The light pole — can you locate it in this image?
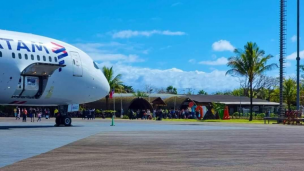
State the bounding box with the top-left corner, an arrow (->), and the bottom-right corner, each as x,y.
235,76 -> 242,118
296,0 -> 300,111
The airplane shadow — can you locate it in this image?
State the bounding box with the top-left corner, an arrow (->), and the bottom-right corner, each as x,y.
0,125 -> 81,130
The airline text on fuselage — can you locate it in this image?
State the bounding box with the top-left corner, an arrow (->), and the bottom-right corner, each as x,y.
0,38 -> 50,54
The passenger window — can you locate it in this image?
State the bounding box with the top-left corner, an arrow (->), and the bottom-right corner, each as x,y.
25,54 -> 28,60
12,53 -> 15,58
43,56 -> 46,61
54,57 -> 57,62
49,56 -> 52,62
0,51 -> 2,57
31,54 -> 34,60
18,53 -> 22,59
37,55 -> 40,61
93,62 -> 99,69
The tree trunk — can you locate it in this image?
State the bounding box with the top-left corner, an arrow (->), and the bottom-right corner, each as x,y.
249,80 -> 253,121
106,95 -> 109,110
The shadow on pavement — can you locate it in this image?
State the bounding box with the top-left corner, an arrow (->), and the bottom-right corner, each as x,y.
0,125 -> 81,130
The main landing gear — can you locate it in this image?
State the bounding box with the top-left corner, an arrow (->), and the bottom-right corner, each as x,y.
55,105 -> 72,126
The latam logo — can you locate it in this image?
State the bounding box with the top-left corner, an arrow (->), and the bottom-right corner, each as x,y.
50,42 -> 68,72
51,42 -> 68,60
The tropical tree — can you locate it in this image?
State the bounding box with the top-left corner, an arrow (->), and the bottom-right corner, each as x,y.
133,91 -> 148,97
198,89 -> 208,95
102,66 -> 123,109
121,84 -> 134,93
283,78 -> 297,111
226,42 -> 277,121
270,78 -> 297,111
231,88 -> 244,96
166,86 -> 177,94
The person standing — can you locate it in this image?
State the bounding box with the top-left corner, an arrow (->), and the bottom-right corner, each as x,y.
14,107 -> 17,120
30,108 -> 34,122
54,108 -> 59,117
17,107 -> 21,120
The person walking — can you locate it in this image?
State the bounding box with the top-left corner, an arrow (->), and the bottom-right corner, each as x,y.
37,111 -> 42,122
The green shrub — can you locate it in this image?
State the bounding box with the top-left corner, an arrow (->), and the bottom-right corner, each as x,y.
122,115 -> 129,119
233,112 -> 239,118
256,113 -> 265,119
270,113 -> 276,118
95,109 -> 101,114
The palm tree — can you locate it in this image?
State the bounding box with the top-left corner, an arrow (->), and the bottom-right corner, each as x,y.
166,86 -> 177,94
226,42 -> 277,121
198,90 -> 208,95
102,66 -> 123,110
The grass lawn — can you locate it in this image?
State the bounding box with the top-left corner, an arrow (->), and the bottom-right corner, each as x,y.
162,118 -> 277,124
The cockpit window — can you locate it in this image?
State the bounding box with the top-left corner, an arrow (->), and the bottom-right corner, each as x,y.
93,62 -> 99,69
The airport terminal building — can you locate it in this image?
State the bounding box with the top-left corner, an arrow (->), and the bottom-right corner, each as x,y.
85,94 -> 279,115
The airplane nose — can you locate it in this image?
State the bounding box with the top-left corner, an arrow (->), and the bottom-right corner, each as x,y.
99,72 -> 110,97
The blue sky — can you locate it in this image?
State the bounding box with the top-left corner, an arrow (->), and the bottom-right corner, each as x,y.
1,0 -> 303,93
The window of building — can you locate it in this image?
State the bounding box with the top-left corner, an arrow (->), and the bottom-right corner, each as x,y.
25,54 -> 28,60
49,56 -> 52,62
31,54 -> 34,60
12,53 -> 15,58
93,62 -> 99,69
18,53 -> 22,59
54,57 -> 57,62
37,55 -> 40,61
0,51 -> 2,57
43,56 -> 46,61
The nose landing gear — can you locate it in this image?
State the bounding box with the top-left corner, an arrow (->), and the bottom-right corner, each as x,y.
55,105 -> 72,126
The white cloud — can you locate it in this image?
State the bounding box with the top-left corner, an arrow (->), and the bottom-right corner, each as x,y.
171,2 -> 182,6
291,35 -> 297,42
291,35 -> 300,42
97,62 -> 239,93
74,43 -> 144,63
286,50 -> 304,60
285,62 -> 291,67
112,30 -> 186,38
212,40 -> 235,52
188,59 -> 196,64
199,57 -> 228,65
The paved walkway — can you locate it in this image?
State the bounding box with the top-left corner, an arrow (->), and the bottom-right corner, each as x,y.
0,118 -> 252,168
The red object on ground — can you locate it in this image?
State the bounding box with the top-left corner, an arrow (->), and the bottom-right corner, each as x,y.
223,106 -> 230,120
195,106 -> 204,119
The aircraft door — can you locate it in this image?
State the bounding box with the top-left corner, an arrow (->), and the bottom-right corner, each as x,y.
70,51 -> 83,77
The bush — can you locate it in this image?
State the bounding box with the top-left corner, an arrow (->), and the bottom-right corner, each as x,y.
122,115 -> 129,119
270,113 -> 276,118
233,112 -> 239,118
95,109 -> 102,114
256,113 -> 265,119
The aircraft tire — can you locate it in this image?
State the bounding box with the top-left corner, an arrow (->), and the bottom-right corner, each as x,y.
63,116 -> 72,126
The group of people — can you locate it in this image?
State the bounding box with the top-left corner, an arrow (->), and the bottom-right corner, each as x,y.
81,108 -> 96,120
128,108 -> 201,120
13,107 -> 51,122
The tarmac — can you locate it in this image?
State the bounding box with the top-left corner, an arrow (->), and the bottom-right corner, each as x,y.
1,117 -> 304,171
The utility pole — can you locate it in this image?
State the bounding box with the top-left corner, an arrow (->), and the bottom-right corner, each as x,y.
279,0 -> 286,117
296,0 -> 300,111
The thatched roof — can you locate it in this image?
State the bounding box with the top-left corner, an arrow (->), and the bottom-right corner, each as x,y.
84,96 -> 158,112
129,98 -> 153,111
164,96 -> 188,109
152,97 -> 166,106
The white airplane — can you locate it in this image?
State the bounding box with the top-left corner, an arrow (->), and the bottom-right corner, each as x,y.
0,30 -> 110,125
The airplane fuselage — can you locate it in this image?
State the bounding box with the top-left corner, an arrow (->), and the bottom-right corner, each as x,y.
0,30 -> 109,106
